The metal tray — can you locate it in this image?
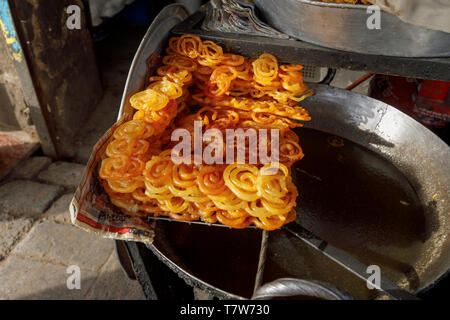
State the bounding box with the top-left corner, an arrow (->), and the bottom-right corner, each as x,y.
254,0 -> 450,57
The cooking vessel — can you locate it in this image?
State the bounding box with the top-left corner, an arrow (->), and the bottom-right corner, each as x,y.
119,4 -> 450,299
254,0 -> 450,57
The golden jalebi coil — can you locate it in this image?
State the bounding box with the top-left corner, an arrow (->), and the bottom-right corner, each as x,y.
99,35 -> 313,230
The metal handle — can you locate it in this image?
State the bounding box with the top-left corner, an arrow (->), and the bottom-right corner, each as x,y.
319,68 -> 336,85
252,278 -> 353,300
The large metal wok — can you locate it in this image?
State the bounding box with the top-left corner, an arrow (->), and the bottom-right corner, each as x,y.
254,0 -> 450,57
120,4 -> 450,300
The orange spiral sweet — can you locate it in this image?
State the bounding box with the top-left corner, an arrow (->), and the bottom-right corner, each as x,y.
143,155 -> 173,185
198,40 -> 224,66
252,53 -> 278,85
177,34 -> 202,59
130,88 -> 169,111
197,165 -> 227,196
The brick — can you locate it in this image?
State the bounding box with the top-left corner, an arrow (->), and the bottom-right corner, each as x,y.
44,193 -> 74,224
0,215 -> 33,260
37,161 -> 85,191
0,256 -> 97,299
85,252 -> 145,300
12,221 -> 114,271
0,181 -> 63,218
8,156 -> 52,180
0,131 -> 39,180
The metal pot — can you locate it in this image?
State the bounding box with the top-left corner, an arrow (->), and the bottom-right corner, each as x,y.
254,0 -> 450,57
119,4 -> 450,299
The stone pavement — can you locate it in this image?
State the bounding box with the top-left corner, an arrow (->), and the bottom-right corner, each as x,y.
0,156 -> 145,300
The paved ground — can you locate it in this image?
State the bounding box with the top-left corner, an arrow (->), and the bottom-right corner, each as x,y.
0,157 -> 145,300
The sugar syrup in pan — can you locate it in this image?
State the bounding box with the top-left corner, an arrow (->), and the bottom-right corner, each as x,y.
153,221 -> 262,299
264,128 -> 428,299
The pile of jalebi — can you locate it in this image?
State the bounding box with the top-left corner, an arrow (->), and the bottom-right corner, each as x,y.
99,35 -> 313,230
